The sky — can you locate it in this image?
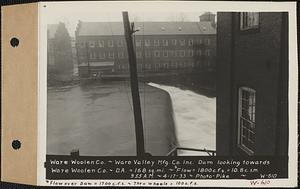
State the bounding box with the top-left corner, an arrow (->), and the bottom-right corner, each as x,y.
42,2 -> 216,37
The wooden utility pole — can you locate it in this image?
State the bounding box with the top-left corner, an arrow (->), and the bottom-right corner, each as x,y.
122,11 -> 145,156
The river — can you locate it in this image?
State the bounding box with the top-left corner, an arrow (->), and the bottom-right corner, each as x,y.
47,80 -> 215,156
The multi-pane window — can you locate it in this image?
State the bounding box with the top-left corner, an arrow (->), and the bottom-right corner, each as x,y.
188,39 -> 193,46
179,39 -> 185,46
98,52 -> 105,59
169,50 -> 174,57
240,12 -> 259,30
80,42 -> 86,48
172,39 -> 177,46
145,39 -> 151,47
154,50 -> 160,57
89,52 -> 97,59
188,50 -> 194,57
136,51 -> 142,58
173,62 -> 178,69
108,40 -> 114,47
118,51 -> 124,58
180,50 -> 185,57
98,40 -> 104,47
199,39 -> 202,44
197,50 -> 202,56
136,40 -> 142,47
89,41 -> 96,48
162,39 -> 168,46
154,40 -> 160,46
145,51 -> 151,58
163,51 -> 168,57
191,61 -> 194,68
238,87 -> 256,155
206,49 -> 210,56
108,52 -> 114,59
206,39 -> 210,45
117,40 -> 123,47
166,63 -> 169,69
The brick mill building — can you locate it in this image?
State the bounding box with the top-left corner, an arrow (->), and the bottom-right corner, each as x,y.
216,12 -> 288,156
75,18 -> 216,78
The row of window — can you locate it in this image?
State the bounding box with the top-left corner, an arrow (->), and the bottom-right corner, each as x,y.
85,49 -> 211,60
116,61 -> 211,70
79,38 -> 211,48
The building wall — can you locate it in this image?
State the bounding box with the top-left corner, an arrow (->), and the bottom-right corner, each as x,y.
216,12 -> 288,156
216,12 -> 234,155
76,34 -> 216,77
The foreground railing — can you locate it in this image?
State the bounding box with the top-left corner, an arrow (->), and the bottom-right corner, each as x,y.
167,147 -> 216,156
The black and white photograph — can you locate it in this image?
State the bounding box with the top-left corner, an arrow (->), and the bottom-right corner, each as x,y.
40,1 -> 297,187
47,8 -> 288,157
47,10 -> 218,157
0,1 -> 297,188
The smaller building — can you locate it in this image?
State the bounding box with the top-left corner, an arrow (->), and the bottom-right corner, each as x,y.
78,62 -> 114,78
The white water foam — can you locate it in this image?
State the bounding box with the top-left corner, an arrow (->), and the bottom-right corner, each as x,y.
148,83 -> 216,156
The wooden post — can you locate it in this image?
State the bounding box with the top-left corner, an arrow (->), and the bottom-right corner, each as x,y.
122,11 -> 145,156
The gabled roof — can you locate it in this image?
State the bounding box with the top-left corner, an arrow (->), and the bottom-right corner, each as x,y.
76,21 -> 216,36
48,24 -> 59,39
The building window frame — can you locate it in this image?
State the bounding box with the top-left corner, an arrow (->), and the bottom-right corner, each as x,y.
136,51 -> 142,58
172,39 -> 177,46
154,50 -> 160,57
118,51 -> 124,58
108,40 -> 114,47
117,40 -> 123,47
163,51 -> 168,57
237,87 -> 256,156
136,40 -> 142,47
108,52 -> 114,59
98,40 -> 104,47
89,41 -> 96,48
197,49 -> 202,56
98,52 -> 105,59
89,51 -> 97,59
188,39 -> 193,46
145,51 -> 151,58
180,50 -> 185,57
188,50 -> 194,57
206,38 -> 210,46
145,39 -> 151,47
239,12 -> 260,31
179,39 -> 185,46
79,42 -> 86,48
154,39 -> 160,46
206,49 -> 210,56
162,39 -> 168,46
